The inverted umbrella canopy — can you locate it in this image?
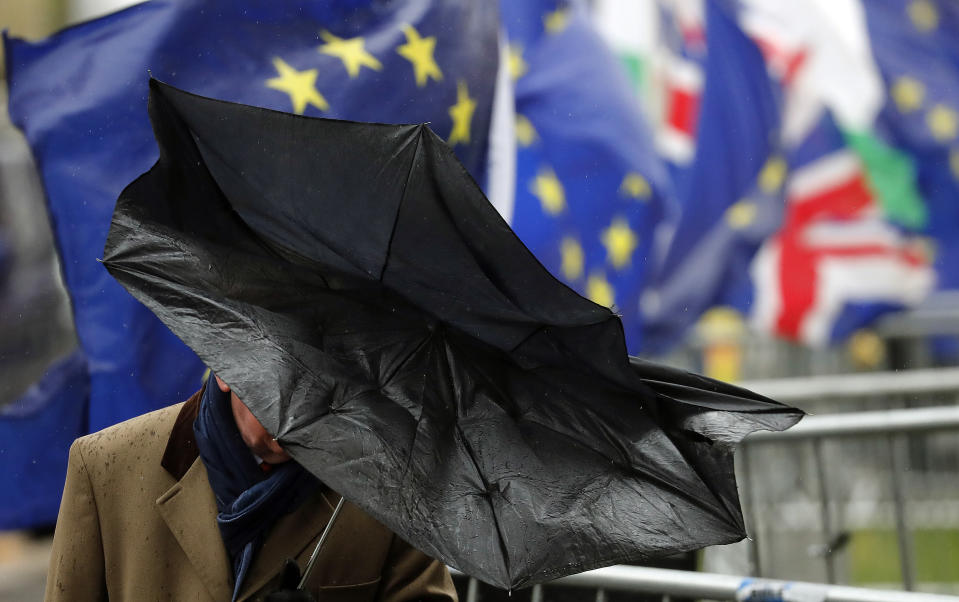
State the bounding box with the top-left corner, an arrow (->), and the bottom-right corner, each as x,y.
103,80 -> 802,590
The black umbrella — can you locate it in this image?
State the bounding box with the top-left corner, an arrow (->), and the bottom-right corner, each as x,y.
103,79 -> 802,590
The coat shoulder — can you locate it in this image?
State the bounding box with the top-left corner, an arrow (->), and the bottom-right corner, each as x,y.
73,402 -> 184,465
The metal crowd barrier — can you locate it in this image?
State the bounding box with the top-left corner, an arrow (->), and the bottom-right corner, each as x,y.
457,565 -> 959,602
739,372 -> 959,593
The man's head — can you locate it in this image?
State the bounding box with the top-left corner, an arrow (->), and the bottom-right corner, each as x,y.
214,375 -> 292,464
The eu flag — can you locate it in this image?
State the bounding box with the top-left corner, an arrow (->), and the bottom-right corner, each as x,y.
3,0 -> 497,528
501,0 -> 673,351
863,0 -> 959,292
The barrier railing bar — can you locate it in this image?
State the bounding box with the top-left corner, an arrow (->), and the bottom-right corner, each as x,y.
738,445 -> 762,577
746,406 -> 959,441
739,368 -> 959,404
813,438 -> 836,584
889,433 -> 916,591
539,565 -> 959,601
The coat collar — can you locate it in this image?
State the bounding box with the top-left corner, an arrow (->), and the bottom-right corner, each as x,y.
161,387 -> 203,480
156,387 -> 337,601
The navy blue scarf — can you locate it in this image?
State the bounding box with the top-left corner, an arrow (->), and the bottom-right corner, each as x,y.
194,375 -> 320,601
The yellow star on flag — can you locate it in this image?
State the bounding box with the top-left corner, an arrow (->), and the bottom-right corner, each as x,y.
397,25 -> 442,87
516,114 -> 538,147
560,237 -> 584,280
927,104 -> 959,141
949,148 -> 959,181
907,0 -> 939,32
543,7 -> 571,34
601,217 -> 639,269
725,200 -> 757,229
318,30 -> 382,78
508,44 -> 528,80
447,81 -> 476,146
758,156 -> 787,194
619,172 -> 651,200
847,329 -> 885,370
530,166 -> 565,215
891,76 -> 925,113
265,57 -> 329,114
586,272 -> 615,308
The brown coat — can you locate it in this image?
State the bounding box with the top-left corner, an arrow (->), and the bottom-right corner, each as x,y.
44,391 -> 456,602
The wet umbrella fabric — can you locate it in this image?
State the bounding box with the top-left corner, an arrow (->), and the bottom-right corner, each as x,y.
103,80 -> 802,590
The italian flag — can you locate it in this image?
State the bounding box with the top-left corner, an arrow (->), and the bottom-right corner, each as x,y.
593,0 -> 705,165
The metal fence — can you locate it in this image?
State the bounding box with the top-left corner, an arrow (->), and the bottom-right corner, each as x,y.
741,405 -> 959,591
736,369 -> 959,594
457,565 -> 959,602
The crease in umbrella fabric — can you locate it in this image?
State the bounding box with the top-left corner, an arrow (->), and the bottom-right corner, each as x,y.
103,79 -> 803,590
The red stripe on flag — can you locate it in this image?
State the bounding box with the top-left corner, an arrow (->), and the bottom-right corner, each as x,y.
788,173 -> 873,229
782,49 -> 808,86
752,37 -> 808,87
775,234 -> 814,339
775,238 -> 927,340
666,87 -> 699,137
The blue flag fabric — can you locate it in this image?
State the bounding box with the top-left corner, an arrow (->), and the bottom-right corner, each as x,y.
501,0 -> 673,351
3,0 -> 497,528
863,0 -> 959,292
640,0 -> 782,353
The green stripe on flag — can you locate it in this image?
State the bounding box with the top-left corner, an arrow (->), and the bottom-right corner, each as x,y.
844,129 -> 927,229
618,52 -> 647,98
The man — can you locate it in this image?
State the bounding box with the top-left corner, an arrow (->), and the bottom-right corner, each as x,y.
44,373 -> 457,601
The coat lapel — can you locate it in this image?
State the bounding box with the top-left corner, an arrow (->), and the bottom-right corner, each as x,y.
156,389 -> 340,601
156,458 -> 234,601
237,488 -> 340,601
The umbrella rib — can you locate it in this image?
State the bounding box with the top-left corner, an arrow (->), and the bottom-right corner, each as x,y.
376,126 -> 424,283
506,323 -> 547,354
396,334 -> 438,479
185,133 -> 358,282
453,422 -> 513,586
466,360 -> 731,517
642,379 -> 804,415
378,329 -> 434,391
518,412 -> 735,520
658,425 -> 744,527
